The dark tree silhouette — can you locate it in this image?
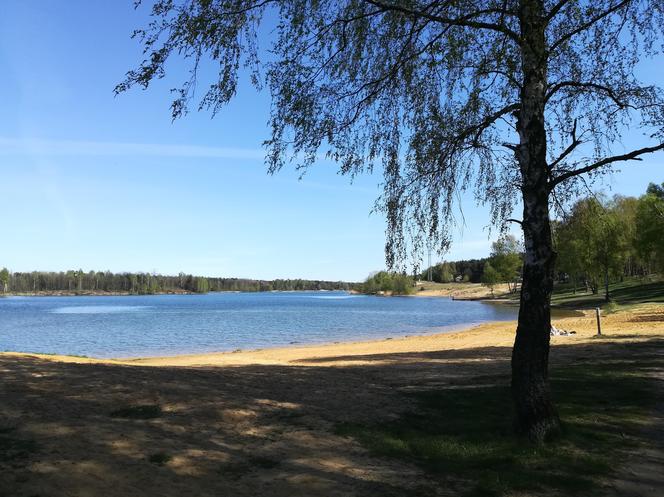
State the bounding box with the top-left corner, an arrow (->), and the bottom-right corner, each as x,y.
117,0 -> 664,442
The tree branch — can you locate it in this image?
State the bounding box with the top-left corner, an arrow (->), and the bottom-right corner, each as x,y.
545,81 -> 630,108
363,0 -> 521,43
548,119 -> 582,171
545,0 -> 573,23
549,142 -> 664,189
464,103 -> 520,146
549,0 -> 632,53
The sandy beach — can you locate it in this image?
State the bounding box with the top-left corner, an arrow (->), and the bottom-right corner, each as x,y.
413,282 -> 512,299
5,302 -> 660,368
1,304 -> 663,496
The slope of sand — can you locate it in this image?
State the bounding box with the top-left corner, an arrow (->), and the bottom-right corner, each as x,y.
4,303 -> 662,368
414,281 -> 512,299
1,304 -> 663,497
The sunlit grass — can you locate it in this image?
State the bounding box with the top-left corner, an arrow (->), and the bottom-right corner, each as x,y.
551,276 -> 664,308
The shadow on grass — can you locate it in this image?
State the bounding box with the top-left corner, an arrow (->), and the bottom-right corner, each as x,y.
1,338 -> 662,497
0,427 -> 38,464
147,452 -> 172,465
217,455 -> 281,479
610,280 -> 664,304
337,356 -> 662,497
110,404 -> 162,419
552,279 -> 664,309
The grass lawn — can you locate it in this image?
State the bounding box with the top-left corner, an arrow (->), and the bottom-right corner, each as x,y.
337,343 -> 662,497
416,276 -> 664,310
551,276 -> 664,309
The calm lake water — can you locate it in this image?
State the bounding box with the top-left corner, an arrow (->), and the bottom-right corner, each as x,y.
0,292 -> 517,358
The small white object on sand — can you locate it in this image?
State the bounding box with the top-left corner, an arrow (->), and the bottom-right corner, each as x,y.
550,324 -> 576,336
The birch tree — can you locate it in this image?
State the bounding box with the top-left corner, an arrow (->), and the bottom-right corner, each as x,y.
117,0 -> 664,442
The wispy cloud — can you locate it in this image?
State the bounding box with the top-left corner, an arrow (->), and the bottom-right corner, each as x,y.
0,136 -> 266,160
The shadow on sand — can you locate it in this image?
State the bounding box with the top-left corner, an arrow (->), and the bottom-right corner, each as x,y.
1,337 -> 662,497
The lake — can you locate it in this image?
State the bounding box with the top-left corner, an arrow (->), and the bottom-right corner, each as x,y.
0,292 -> 517,358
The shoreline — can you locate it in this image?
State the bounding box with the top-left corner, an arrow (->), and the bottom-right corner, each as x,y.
0,319 -> 498,365
3,303 -> 662,367
0,324 -> 504,367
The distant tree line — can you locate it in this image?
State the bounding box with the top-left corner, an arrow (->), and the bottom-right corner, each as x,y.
419,183 -> 664,302
420,234 -> 523,289
554,182 -> 664,301
0,269 -> 355,295
420,259 -> 487,284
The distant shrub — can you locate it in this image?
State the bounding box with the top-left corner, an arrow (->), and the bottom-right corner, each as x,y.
481,262 -> 500,297
605,301 -> 621,314
361,271 -> 414,295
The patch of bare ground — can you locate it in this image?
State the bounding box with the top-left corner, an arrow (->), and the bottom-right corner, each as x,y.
600,369 -> 664,497
413,281 -> 513,299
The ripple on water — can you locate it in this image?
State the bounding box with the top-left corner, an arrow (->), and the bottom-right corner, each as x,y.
0,292 -> 518,358
50,306 -> 151,314
307,295 -> 359,299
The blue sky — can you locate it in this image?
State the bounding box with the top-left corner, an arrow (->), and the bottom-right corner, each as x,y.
1,1 -> 662,281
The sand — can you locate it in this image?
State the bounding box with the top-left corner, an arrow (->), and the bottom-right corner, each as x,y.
414,281 -> 511,299
1,303 -> 663,497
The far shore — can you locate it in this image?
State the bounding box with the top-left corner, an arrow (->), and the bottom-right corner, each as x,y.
0,289 -> 338,297
1,290 -> 196,297
2,288 -> 373,297
4,303 -> 661,368
1,282 -> 502,299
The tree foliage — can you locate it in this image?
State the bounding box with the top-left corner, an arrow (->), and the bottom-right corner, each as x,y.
488,234 -> 523,293
481,261 -> 500,297
554,193 -> 646,300
0,270 -> 354,295
635,182 -> 664,272
361,271 -> 414,295
424,261 -> 457,283
0,267 -> 9,293
117,0 -> 664,266
421,259 -> 486,283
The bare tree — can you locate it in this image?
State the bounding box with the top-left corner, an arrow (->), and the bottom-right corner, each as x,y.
117,0 -> 664,442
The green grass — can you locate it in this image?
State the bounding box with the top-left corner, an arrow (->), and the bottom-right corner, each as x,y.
336,353 -> 661,496
110,404 -> 162,419
551,276 -> 664,309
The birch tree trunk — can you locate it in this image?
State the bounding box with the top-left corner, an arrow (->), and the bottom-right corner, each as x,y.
511,0 -> 561,442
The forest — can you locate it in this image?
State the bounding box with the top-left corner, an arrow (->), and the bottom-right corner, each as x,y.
376,182 -> 664,298
0,268 -> 354,295
554,182 -> 664,299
